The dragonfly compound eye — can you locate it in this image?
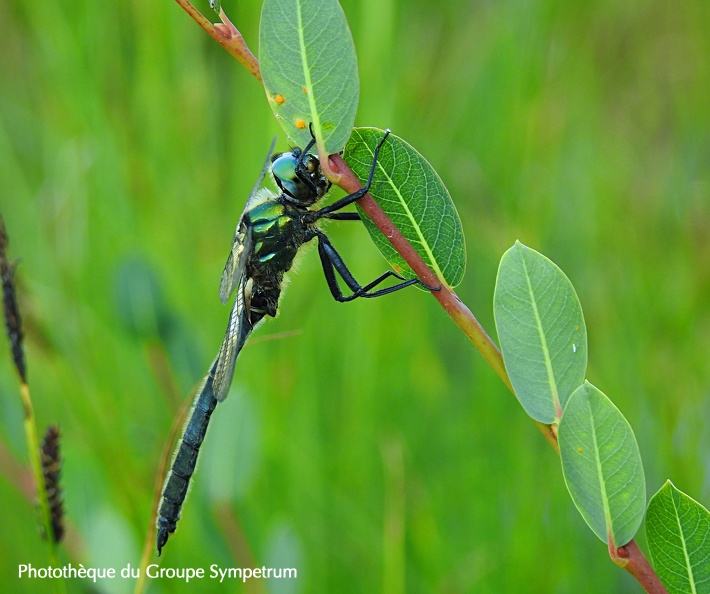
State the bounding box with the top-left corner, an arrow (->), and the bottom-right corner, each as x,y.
271,152 -> 302,199
271,150 -> 327,203
271,152 -> 298,184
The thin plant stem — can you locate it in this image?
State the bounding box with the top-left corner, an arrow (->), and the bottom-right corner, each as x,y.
173,0 -> 261,81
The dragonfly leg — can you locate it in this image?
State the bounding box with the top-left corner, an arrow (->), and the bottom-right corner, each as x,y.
314,230 -> 434,301
321,211 -> 361,221
313,130 -> 391,218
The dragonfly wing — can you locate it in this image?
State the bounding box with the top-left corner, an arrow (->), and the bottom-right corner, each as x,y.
214,138 -> 277,398
219,223 -> 251,304
247,136 -> 277,205
218,138 -> 275,303
213,275 -> 253,402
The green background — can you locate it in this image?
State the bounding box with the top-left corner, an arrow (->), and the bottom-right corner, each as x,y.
1,0 -> 708,592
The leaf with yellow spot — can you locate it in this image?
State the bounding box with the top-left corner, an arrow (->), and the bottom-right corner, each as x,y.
259,0 -> 358,153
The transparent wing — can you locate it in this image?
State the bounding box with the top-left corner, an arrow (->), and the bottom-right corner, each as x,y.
246,136 -> 277,207
219,224 -> 251,304
218,137 -> 277,304
213,276 -> 253,402
213,138 -> 278,400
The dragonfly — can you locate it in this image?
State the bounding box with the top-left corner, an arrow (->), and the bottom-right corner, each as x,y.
156,128 -> 437,554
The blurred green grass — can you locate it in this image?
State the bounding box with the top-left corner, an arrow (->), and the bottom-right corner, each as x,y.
1,0 -> 709,592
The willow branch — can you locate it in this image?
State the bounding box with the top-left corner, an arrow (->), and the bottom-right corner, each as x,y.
174,0 -> 261,81
327,154 -> 668,594
616,541 -> 669,594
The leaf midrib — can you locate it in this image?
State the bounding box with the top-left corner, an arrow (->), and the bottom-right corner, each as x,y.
296,0 -> 322,143
519,247 -> 561,419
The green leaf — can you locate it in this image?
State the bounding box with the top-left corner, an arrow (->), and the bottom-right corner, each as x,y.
342,128 -> 466,288
259,0 -> 358,153
558,382 -> 646,547
493,241 -> 587,423
646,480 -> 710,594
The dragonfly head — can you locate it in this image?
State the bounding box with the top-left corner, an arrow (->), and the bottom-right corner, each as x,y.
272,149 -> 331,206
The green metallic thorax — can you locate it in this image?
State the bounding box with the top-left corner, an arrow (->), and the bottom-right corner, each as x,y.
243,199 -> 312,320
246,201 -> 309,272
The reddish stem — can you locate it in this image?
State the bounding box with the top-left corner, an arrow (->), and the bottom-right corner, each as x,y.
174,0 -> 261,81
617,541 -> 669,594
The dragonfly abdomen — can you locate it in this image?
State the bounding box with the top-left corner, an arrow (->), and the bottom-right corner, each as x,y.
156,365 -> 219,555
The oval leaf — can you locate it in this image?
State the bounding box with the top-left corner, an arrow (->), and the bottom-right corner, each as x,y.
342,128 -> 466,288
259,0 -> 358,153
646,480 -> 710,594
559,382 -> 646,547
493,241 -> 587,423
